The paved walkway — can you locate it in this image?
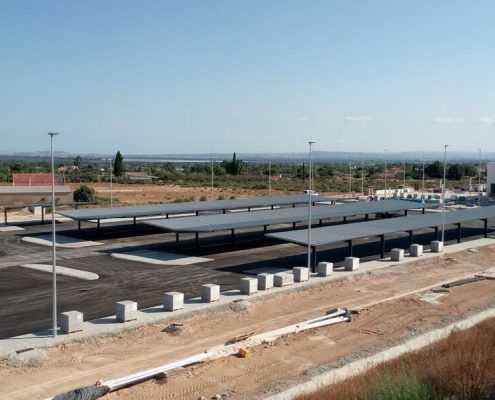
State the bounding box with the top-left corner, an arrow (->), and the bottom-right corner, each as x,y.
1,238 -> 493,359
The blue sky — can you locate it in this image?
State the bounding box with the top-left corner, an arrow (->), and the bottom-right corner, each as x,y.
1,1 -> 494,154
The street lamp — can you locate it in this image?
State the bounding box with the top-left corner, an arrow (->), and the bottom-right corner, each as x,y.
422,152 -> 425,202
307,141 -> 315,271
361,152 -> 365,196
384,149 -> 388,199
268,151 -> 272,196
349,160 -> 352,197
210,149 -> 214,200
478,148 -> 482,206
109,157 -> 113,207
441,145 -> 449,244
48,132 -> 60,338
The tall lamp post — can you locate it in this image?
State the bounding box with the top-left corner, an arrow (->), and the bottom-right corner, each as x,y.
48,132 -> 60,338
384,149 -> 388,199
210,149 -> 214,200
109,157 -> 113,207
307,141 -> 315,271
361,152 -> 365,196
441,145 -> 449,244
478,148 -> 482,206
268,151 -> 272,196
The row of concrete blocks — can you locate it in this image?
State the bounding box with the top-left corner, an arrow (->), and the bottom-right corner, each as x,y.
59,259 -> 362,334
390,241 -> 444,261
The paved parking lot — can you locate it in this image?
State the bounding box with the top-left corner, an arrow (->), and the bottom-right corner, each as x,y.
0,215 -> 489,338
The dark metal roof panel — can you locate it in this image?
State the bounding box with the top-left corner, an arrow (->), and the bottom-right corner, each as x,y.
266,206 -> 495,246
57,194 -> 328,221
145,199 -> 431,232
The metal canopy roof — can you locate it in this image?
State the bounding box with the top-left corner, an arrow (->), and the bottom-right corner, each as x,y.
266,206 -> 495,247
144,199 -> 430,233
57,194 -> 327,221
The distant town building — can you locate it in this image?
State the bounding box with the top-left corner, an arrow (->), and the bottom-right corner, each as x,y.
123,172 -> 153,183
12,173 -> 65,186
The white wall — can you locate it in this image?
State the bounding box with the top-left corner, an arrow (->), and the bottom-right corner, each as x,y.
486,162 -> 495,195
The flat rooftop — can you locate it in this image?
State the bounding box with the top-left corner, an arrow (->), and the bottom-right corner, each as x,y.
57,194 -> 328,221
267,206 -> 495,247
145,199 -> 431,233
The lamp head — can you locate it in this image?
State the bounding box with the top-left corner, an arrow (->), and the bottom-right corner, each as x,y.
48,132 -> 60,138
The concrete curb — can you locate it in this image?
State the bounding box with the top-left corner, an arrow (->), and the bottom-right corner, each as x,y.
266,306 -> 495,400
0,238 -> 493,360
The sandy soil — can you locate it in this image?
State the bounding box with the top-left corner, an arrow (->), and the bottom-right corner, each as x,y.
69,183 -> 297,206
1,245 -> 495,400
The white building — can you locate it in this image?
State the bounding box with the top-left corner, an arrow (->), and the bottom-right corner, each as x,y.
486,162 -> 495,196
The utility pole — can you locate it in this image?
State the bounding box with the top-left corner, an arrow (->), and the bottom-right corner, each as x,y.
307,141 -> 315,271
48,132 -> 60,338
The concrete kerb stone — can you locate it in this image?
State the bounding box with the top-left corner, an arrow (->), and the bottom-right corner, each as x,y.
164,292 -> 184,311
344,257 -> 360,271
116,301 -> 138,323
1,238 -> 493,360
431,240 -> 444,253
274,272 -> 294,287
60,311 -> 83,334
201,284 -> 220,303
410,243 -> 424,257
257,273 -> 274,290
317,262 -> 333,277
390,248 -> 404,262
240,277 -> 258,295
293,267 -> 309,282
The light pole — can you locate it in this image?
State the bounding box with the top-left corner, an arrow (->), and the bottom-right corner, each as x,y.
478,148 -> 482,206
210,149 -> 214,200
384,149 -> 388,199
349,160 -> 352,197
403,156 -> 406,188
422,152 -> 425,202
307,141 -> 315,271
109,157 -> 113,207
268,151 -> 272,196
441,145 -> 449,244
361,152 -> 365,196
48,132 -> 60,338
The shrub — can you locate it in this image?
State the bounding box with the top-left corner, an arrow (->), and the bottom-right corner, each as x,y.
73,185 -> 96,203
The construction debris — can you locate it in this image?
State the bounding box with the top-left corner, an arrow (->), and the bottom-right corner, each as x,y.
442,276 -> 486,288
237,348 -> 250,358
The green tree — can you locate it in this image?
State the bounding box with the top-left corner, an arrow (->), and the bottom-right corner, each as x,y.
73,185 -> 96,203
73,155 -> 82,168
425,161 -> 443,179
114,151 -> 124,177
447,164 -> 463,180
223,152 -> 245,175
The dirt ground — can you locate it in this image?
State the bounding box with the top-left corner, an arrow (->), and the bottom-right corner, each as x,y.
69,183 -> 298,205
1,245 -> 495,400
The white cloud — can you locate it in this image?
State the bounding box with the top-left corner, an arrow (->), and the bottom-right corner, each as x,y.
477,117 -> 494,125
432,117 -> 464,124
345,116 -> 371,123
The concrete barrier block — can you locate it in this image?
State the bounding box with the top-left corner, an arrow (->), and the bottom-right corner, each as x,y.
60,311 -> 83,334
410,244 -> 423,257
201,284 -> 220,303
116,300 -> 137,322
293,266 -> 309,282
163,292 -> 184,311
257,273 -> 274,290
274,273 -> 294,287
317,262 -> 333,277
344,257 -> 360,271
431,241 -> 444,253
240,277 -> 258,295
391,248 -> 404,262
